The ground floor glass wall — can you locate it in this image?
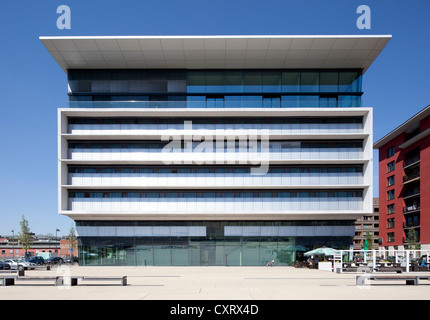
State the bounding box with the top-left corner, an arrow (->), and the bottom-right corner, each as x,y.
78,228 -> 353,267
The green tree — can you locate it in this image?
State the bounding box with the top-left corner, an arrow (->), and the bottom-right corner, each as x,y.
405,227 -> 420,250
364,232 -> 373,250
18,215 -> 33,258
67,225 -> 77,258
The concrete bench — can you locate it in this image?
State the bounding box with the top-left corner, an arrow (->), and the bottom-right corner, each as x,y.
2,275 -> 127,287
357,266 -> 373,273
15,276 -> 63,286
0,270 -> 24,276
0,275 -> 17,286
356,275 -> 430,286
374,267 -> 402,273
67,276 -> 127,286
31,265 -> 51,271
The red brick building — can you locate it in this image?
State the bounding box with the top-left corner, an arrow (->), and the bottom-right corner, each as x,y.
374,105 -> 430,251
59,239 -> 78,257
0,237 -> 77,259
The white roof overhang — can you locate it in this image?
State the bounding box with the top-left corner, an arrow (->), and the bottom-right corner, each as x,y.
40,35 -> 391,72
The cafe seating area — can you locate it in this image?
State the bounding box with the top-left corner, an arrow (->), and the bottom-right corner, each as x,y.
293,249 -> 430,273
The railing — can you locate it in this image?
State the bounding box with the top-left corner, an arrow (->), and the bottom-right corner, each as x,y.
403,205 -> 420,213
402,237 -> 421,244
403,172 -> 420,183
68,100 -> 364,109
68,123 -> 364,135
403,190 -> 420,199
68,197 -> 364,213
337,249 -> 430,273
403,156 -> 420,168
67,148 -> 364,162
68,172 -> 364,187
403,221 -> 420,228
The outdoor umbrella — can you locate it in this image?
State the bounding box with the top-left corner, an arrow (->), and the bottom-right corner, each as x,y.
304,247 -> 341,257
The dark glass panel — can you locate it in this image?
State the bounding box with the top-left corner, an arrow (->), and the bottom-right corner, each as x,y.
263,72 -> 281,92
320,72 -> 339,92
243,71 -> 262,93
301,72 -> 319,92
281,72 -> 300,92
339,71 -> 361,92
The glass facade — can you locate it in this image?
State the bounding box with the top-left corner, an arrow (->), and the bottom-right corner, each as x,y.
68,69 -> 362,108
77,221 -> 354,266
69,190 -> 363,199
67,116 -> 364,136
64,65 -> 369,267
68,165 -> 363,174
68,140 -> 363,151
68,116 -> 363,125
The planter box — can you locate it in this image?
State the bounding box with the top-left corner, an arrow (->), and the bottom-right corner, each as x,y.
318,262 -> 332,272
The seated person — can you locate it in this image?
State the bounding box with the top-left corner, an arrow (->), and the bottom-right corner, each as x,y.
420,259 -> 427,267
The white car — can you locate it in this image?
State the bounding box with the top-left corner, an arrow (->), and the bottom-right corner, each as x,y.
4,259 -> 36,270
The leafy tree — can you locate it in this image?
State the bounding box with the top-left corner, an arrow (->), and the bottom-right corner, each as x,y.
18,215 -> 33,258
405,227 -> 420,250
364,232 -> 373,250
67,225 -> 77,257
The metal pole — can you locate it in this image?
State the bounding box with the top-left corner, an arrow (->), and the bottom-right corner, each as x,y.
406,250 -> 410,273
56,229 -> 60,251
11,230 -> 14,260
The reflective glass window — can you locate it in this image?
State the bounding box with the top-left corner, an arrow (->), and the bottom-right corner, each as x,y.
263,96 -> 281,108
301,72 -> 319,92
167,70 -> 186,92
320,72 -> 339,92
281,72 -> 300,92
339,72 -> 361,92
300,95 -> 319,108
111,71 -> 130,93
244,72 -> 262,93
224,71 -> 243,93
205,72 -> 224,93
319,95 -> 338,108
281,95 -> 300,108
263,72 -> 281,92
225,95 -> 243,108
243,95 -> 262,108
338,95 -> 361,108
187,71 -> 206,93
206,97 -> 224,108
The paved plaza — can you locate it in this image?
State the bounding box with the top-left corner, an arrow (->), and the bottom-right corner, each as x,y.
1,265 -> 429,300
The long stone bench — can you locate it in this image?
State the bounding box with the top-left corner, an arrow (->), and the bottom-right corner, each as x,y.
16,276 -> 63,286
67,276 -> 127,286
1,275 -> 127,287
356,275 -> 430,286
0,275 -> 17,286
0,275 -> 63,286
374,267 -> 403,273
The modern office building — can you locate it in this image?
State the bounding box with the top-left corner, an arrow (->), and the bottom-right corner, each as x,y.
41,35 -> 390,266
374,105 -> 430,252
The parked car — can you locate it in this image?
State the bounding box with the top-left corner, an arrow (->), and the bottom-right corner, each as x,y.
63,256 -> 78,264
4,259 -> 36,270
27,256 -> 45,265
0,260 -> 11,270
45,257 -> 64,265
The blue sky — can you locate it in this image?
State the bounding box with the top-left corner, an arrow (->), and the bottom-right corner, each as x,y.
0,0 -> 429,236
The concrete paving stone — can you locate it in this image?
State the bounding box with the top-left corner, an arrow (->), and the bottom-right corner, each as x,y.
0,265 -> 429,300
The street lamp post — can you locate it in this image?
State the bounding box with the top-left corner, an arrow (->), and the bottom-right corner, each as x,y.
56,229 -> 60,250
11,230 -> 14,260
